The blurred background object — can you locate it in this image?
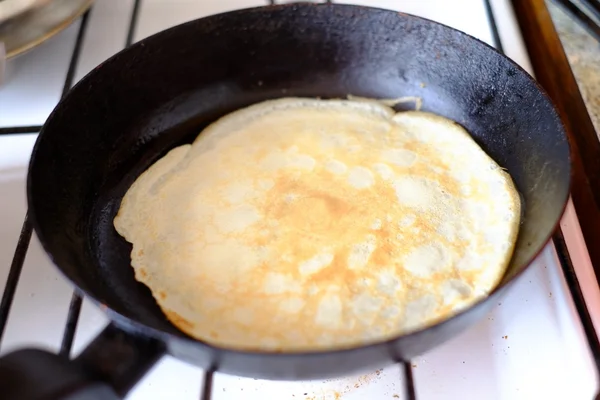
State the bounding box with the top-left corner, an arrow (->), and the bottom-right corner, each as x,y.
0,0 -> 52,24
0,0 -> 92,60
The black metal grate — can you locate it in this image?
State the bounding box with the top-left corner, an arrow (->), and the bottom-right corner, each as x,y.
0,126 -> 42,135
552,0 -> 600,43
0,1 -> 598,399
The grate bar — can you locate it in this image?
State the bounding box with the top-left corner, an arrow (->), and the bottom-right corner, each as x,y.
402,362 -> 417,400
483,0 -> 505,53
0,126 -> 42,135
552,0 -> 600,42
200,368 -> 215,400
58,0 -> 144,359
126,0 -> 143,48
56,7 -> 93,358
553,230 -> 600,372
59,293 -> 83,356
581,0 -> 600,20
0,216 -> 33,345
60,9 -> 93,99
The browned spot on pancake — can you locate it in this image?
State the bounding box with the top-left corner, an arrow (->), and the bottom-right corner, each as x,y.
138,268 -> 147,278
158,291 -> 167,300
165,310 -> 194,331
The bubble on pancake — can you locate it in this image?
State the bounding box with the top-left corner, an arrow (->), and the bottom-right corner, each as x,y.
376,269 -> 402,295
393,176 -> 440,209
201,241 -> 262,284
299,252 -> 334,276
383,148 -> 417,167
441,279 -> 473,305
223,181 -> 256,204
352,292 -> 384,324
290,153 -> 316,170
347,166 -> 374,189
348,235 -> 377,270
402,294 -> 439,332
399,214 -> 416,228
373,163 -> 394,180
382,305 -> 401,319
325,159 -> 347,175
260,152 -> 287,171
263,272 -> 301,294
404,244 -> 451,277
213,204 -> 260,233
461,183 -> 473,195
279,297 -> 305,313
258,179 -> 274,191
232,307 -> 255,326
456,252 -> 483,271
316,293 -> 343,327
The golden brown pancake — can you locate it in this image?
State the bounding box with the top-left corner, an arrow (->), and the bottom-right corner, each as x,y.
114,97 -> 520,352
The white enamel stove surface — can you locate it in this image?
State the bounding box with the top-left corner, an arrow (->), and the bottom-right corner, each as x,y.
0,0 -> 598,399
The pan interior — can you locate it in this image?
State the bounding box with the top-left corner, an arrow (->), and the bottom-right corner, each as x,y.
28,5 -> 570,343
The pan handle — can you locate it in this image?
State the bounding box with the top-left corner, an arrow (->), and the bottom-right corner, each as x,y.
0,323 -> 165,400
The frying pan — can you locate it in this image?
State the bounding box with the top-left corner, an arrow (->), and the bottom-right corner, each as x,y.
0,3 -> 570,400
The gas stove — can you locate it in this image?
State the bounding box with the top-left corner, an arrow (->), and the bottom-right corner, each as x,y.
0,1 -> 598,399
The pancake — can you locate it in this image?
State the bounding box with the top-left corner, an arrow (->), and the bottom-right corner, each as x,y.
113,97 -> 521,352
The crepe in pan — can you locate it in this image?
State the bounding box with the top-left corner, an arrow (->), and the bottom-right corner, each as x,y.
114,97 -> 520,352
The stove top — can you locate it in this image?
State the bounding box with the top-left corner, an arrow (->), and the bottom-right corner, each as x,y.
0,1 -> 598,399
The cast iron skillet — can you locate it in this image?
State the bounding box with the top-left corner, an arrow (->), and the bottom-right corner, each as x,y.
0,3 -> 570,400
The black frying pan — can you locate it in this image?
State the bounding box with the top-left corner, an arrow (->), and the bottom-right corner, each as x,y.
0,3 -> 570,400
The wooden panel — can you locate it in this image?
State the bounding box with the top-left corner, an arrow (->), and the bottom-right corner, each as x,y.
512,0 -> 600,280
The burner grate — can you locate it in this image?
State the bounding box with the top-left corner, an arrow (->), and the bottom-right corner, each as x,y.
552,0 -> 600,42
0,1 -> 598,399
